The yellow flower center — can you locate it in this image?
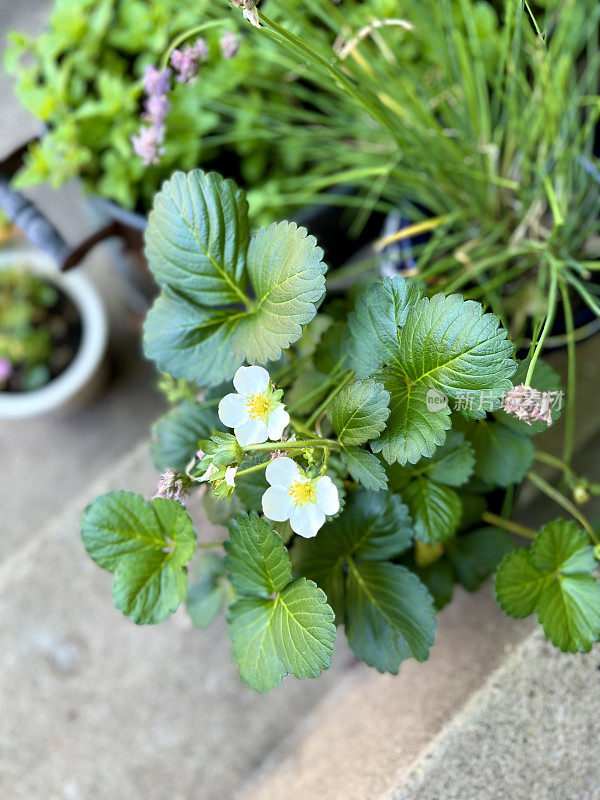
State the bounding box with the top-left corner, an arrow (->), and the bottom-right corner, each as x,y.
246,392 -> 271,421
289,479 -> 316,507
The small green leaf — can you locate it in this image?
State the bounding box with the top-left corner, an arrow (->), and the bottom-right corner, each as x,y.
403,478 -> 462,544
446,527 -> 515,592
151,401 -> 221,472
341,445 -> 388,491
81,492 -> 196,624
416,431 -> 475,487
225,512 -> 292,597
345,560 -> 436,673
328,378 -> 390,446
470,421 -> 534,488
495,519 -> 600,652
198,431 -> 243,468
413,559 -> 456,610
228,577 -> 336,693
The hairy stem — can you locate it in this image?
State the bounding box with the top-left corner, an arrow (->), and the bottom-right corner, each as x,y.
527,471 -> 599,544
481,510 -> 537,540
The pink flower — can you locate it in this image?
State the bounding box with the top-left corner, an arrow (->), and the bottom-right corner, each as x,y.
171,38 -> 208,84
153,469 -> 189,505
131,126 -> 165,166
503,384 -> 553,426
143,66 -> 172,97
220,31 -> 240,59
142,94 -> 171,127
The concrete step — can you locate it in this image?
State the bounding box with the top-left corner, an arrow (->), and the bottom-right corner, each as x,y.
0,441 -> 357,800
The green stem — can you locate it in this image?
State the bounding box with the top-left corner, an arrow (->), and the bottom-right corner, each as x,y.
320,447 -> 330,476
558,279 -> 576,466
526,471 -> 599,544
196,540 -> 226,550
306,371 -> 354,428
525,263 -> 558,386
258,11 -> 400,144
235,460 -> 271,478
160,20 -> 227,69
481,510 -> 537,540
245,438 -> 339,453
534,450 -> 576,481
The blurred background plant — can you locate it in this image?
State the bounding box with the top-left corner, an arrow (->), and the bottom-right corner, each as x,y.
215,0 -> 600,470
0,266 -> 81,392
4,0 -> 392,224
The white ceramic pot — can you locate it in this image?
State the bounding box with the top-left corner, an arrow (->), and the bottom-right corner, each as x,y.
0,248 -> 108,419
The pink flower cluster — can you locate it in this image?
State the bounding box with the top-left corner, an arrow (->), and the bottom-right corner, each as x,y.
131,66 -> 171,166
170,38 -> 208,84
153,469 -> 189,505
131,35 -> 241,167
503,384 -> 553,426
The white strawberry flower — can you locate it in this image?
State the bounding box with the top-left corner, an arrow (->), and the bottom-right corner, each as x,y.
262,456 -> 340,538
218,366 -> 290,447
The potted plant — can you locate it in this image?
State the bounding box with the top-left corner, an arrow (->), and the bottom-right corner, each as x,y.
80,168 -> 600,692
0,249 -> 107,419
3,0 -> 393,281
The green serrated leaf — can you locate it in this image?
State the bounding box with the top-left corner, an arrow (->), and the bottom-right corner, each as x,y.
371,382 -> 452,466
292,489 -> 413,620
233,221 -> 327,363
402,477 -> 462,544
145,170 -> 249,307
349,275 -> 422,377
81,492 -> 196,624
495,519 -> 600,652
151,401 -> 221,473
350,279 -> 515,465
345,560 -> 436,672
228,577 -> 336,692
328,378 -> 390,446
341,445 -> 388,491
416,431 -> 475,487
470,421 -> 534,487
225,512 -> 292,597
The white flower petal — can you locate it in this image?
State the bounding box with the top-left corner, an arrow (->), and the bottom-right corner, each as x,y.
290,504 -> 325,538
198,462 -> 219,482
267,405 -> 290,440
265,456 -> 300,487
218,393 -> 248,428
233,365 -> 270,396
315,476 -> 340,516
234,418 -> 268,446
225,466 -> 237,487
262,485 -> 294,522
